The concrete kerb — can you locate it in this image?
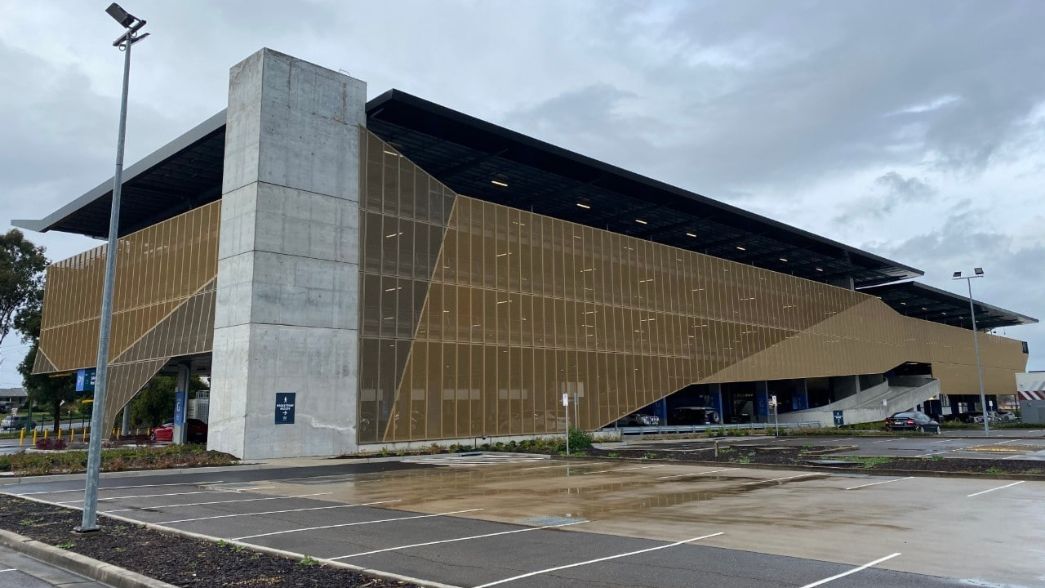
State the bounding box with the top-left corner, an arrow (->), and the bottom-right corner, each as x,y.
6,492 -> 461,588
0,527 -> 179,588
0,454 -> 413,486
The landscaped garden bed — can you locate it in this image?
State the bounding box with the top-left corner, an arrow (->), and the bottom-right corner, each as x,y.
0,495 -> 420,587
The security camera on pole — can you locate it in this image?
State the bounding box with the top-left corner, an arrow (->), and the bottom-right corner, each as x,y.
76,3 -> 148,533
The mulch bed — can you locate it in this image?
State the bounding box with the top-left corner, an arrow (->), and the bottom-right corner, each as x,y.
0,496 -> 420,587
587,445 -> 1045,475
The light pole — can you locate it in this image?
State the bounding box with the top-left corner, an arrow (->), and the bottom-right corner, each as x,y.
953,268 -> 990,437
77,3 -> 148,533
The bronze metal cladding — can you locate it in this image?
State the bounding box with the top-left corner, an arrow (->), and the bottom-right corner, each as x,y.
33,202 -> 220,430
358,129 -> 1027,444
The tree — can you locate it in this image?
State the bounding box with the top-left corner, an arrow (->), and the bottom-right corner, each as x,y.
128,374 -> 208,429
1,229 -> 47,365
16,281 -> 76,434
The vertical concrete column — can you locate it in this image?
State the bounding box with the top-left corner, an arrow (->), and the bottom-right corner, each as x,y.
792,379 -> 809,411
710,384 -> 724,422
172,363 -> 189,445
120,408 -> 130,436
209,48 -> 366,459
755,381 -> 769,422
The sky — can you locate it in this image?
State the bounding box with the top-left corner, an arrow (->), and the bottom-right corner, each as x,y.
1,0 -> 1043,388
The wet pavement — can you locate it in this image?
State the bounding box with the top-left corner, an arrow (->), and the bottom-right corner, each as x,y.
3,455 -> 1042,587
617,433 -> 1045,460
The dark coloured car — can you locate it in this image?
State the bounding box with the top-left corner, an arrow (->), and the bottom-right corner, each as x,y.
151,418 -> 208,443
885,411 -> 940,433
671,406 -> 720,425
616,413 -> 660,426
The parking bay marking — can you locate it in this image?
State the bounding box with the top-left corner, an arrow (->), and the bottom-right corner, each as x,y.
155,499 -> 398,524
103,492 -> 334,514
57,488 -> 264,504
0,569 -> 15,573
586,465 -> 663,475
232,508 -> 483,541
799,552 -> 901,588
844,477 -> 914,491
741,473 -> 819,486
11,480 -> 225,496
657,468 -> 735,480
471,532 -> 723,588
330,520 -> 587,560
967,481 -> 1025,498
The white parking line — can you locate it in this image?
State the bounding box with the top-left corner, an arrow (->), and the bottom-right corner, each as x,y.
155,499 -> 398,524
586,465 -> 661,475
967,481 -> 1025,498
844,477 -> 913,491
741,473 -> 818,486
871,439 -> 894,444
799,553 -> 901,588
518,462 -> 607,471
929,439 -> 953,445
656,468 -> 735,480
57,488 -> 253,504
102,492 -> 334,513
232,508 -> 483,541
331,520 -> 586,560
472,532 -> 723,588
11,481 -> 224,496
0,568 -> 16,573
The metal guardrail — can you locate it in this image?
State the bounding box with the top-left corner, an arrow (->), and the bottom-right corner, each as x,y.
605,421 -> 822,436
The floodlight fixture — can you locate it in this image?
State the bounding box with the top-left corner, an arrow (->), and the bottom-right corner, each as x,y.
974,267 -> 984,276
953,271 -> 962,278
105,3 -> 136,27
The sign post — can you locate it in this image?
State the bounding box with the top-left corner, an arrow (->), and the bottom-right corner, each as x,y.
562,392 -> 569,456
771,394 -> 779,437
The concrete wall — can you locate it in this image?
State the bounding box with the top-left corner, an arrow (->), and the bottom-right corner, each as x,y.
209,48 -> 366,459
778,378 -> 940,427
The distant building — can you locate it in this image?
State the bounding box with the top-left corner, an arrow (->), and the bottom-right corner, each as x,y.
0,388 -> 27,408
14,49 -> 1037,458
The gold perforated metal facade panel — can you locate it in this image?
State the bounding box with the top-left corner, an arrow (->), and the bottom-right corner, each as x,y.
33,201 -> 220,428
358,130 -> 1027,443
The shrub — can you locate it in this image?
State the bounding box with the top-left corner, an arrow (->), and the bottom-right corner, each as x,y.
567,427 -> 593,451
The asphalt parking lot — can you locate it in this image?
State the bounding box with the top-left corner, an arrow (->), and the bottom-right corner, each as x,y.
619,433 -> 1045,460
3,453 -> 1042,588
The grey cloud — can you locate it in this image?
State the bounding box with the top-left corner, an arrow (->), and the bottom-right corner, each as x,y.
833,171 -> 936,224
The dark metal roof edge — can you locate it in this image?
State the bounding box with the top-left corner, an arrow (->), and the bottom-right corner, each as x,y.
12,109 -> 228,235
862,280 -> 1039,326
365,89 -> 925,279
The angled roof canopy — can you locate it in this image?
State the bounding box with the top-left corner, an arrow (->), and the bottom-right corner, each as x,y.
15,89 -> 924,288
13,111 -> 226,239
365,90 -> 923,288
861,281 -> 1038,331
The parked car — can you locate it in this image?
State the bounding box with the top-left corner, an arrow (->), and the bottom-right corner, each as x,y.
150,419 -> 208,443
884,411 -> 940,433
616,413 -> 660,427
995,411 -> 1019,423
0,415 -> 36,432
671,406 -> 720,425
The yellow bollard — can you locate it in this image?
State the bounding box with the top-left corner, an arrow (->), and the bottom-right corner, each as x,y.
82,427 -> 87,443
18,428 -> 24,447
57,427 -> 62,441
44,428 -> 48,439
32,429 -> 37,446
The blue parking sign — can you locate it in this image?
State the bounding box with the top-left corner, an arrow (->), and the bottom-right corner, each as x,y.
275,393 -> 296,424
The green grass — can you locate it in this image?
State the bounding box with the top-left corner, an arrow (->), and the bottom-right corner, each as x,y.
840,456 -> 894,469
0,444 -> 237,476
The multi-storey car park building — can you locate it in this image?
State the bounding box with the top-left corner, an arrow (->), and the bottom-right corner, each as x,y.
15,49 -> 1037,459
